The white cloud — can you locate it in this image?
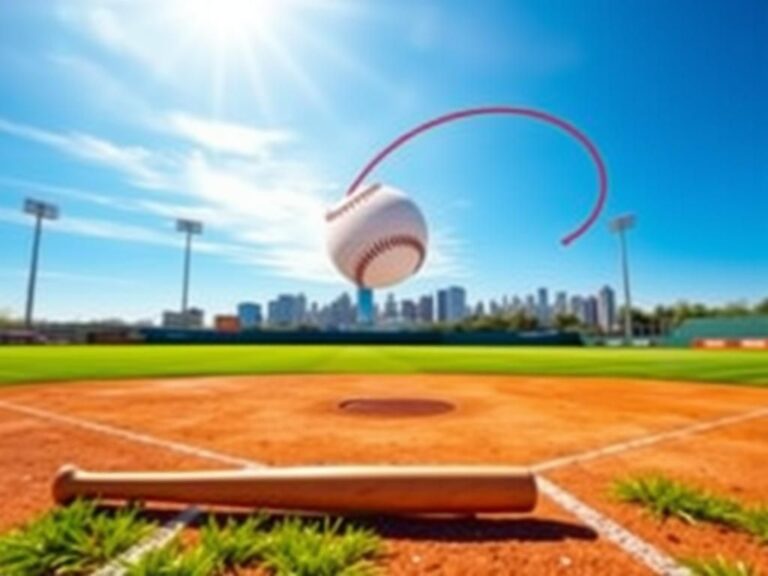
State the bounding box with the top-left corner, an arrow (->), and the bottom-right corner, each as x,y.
0,206 -> 245,258
165,113 -> 294,158
0,118 -> 173,190
0,113 -> 463,285
0,176 -> 136,212
0,268 -> 139,287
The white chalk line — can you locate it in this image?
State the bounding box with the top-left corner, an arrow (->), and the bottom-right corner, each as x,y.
3,398 -> 766,575
537,477 -> 689,575
91,506 -> 202,576
0,399 -> 263,469
0,398 -> 266,576
530,406 -> 768,575
532,405 -> 768,473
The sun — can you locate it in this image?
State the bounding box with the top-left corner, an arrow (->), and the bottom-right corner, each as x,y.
177,0 -> 280,49
146,0 -> 373,116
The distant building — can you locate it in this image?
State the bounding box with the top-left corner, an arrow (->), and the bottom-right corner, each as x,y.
598,285 -> 617,333
489,299 -> 502,315
214,315 -> 240,333
537,287 -> 550,326
554,291 -> 568,318
570,295 -> 586,323
325,292 -> 355,329
237,302 -> 262,329
525,294 -> 536,316
383,293 -> 398,322
401,299 -> 418,324
417,295 -> 434,324
584,296 -> 599,327
267,294 -> 306,327
162,308 -> 204,329
356,288 -> 375,326
437,286 -> 467,323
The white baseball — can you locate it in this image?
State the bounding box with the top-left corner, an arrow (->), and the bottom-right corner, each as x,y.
326,183 -> 428,288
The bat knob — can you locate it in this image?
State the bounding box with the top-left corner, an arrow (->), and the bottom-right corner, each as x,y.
53,464 -> 79,504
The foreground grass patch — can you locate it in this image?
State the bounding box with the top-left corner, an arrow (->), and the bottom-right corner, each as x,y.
130,514 -> 383,576
613,474 -> 768,542
126,543 -> 218,576
682,556 -> 757,576
0,500 -> 154,576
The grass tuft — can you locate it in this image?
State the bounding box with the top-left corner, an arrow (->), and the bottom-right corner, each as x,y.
126,514 -> 382,576
125,541 -> 218,576
0,499 -> 154,576
681,556 -> 757,576
199,514 -> 269,571
613,474 -> 768,542
261,517 -> 382,576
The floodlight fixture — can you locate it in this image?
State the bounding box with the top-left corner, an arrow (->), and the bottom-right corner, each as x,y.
176,218 -> 203,315
609,213 -> 637,344
176,218 -> 203,235
23,198 -> 60,327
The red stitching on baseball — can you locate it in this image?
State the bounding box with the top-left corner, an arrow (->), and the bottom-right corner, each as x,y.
354,234 -> 426,286
325,183 -> 381,222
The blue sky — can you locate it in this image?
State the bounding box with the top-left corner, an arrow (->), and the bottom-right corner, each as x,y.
0,0 -> 765,322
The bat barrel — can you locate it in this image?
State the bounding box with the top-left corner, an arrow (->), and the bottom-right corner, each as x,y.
54,465 -> 537,514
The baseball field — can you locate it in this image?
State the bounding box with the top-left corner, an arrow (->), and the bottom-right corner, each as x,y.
0,345 -> 767,575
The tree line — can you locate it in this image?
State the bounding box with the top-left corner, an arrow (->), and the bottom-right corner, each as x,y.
447,298 -> 768,335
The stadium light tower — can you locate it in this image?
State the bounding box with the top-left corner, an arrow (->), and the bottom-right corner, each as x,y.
23,198 -> 59,328
176,219 -> 203,315
609,214 -> 636,345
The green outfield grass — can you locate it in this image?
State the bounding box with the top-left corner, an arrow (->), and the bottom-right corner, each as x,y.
0,345 -> 767,387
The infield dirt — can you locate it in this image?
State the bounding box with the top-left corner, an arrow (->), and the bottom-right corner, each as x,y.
1,374 -> 766,574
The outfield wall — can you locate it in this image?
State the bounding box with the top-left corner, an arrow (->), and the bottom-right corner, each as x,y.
138,328 -> 583,346
664,316 -> 768,347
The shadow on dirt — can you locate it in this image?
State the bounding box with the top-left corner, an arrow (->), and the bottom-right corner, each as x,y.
100,505 -> 597,544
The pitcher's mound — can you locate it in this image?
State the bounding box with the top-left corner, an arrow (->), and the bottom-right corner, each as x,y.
338,397 -> 455,417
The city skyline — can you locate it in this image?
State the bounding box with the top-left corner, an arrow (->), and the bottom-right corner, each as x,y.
0,1 -> 766,322
159,282 -> 624,333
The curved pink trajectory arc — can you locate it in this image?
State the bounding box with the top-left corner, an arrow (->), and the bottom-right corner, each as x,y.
346,106 -> 608,246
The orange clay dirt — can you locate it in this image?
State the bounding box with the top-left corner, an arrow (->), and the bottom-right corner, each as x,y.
0,374 -> 766,575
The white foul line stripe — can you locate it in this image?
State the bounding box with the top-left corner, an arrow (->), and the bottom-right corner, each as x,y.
3,397 -> 765,575
532,406 -> 768,473
537,477 -> 689,576
0,399 -> 267,576
0,398 -> 264,469
91,506 -> 202,576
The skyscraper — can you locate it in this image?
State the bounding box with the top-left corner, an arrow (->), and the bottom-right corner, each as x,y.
267,294 -> 306,327
584,295 -> 599,327
554,291 -> 568,318
417,295 -> 434,323
237,302 -> 262,329
598,285 -> 617,333
537,287 -> 550,326
437,286 -> 467,323
326,292 -> 355,329
569,295 -> 585,323
400,299 -> 417,324
383,293 -> 398,322
356,288 -> 374,326
525,294 -> 536,316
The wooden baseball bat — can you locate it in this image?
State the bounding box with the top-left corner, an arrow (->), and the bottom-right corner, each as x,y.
53,465 -> 537,513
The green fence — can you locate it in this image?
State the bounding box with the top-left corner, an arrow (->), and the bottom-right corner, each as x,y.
664,316 -> 768,347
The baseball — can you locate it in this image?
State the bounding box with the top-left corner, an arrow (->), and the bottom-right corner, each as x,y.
326,183 -> 428,288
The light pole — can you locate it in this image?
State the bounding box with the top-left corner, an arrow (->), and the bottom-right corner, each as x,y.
609,214 -> 636,344
176,219 -> 203,316
23,199 -> 59,328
